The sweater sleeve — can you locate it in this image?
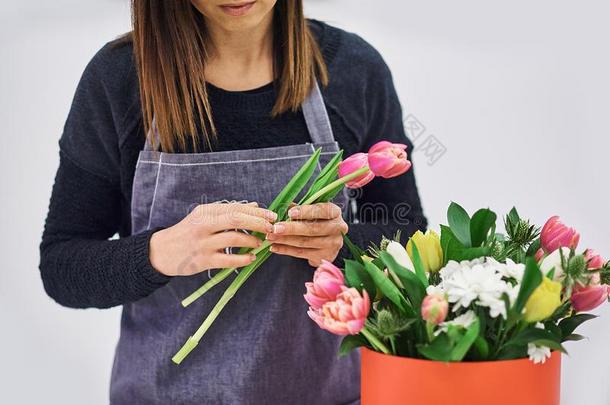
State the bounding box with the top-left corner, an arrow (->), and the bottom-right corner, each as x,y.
334,33 -> 428,253
39,44 -> 170,309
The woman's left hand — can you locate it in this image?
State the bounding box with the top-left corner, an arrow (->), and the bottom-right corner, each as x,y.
266,202 -> 348,267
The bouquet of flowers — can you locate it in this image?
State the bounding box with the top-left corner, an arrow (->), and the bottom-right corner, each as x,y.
172,141 -> 412,364
305,203 -> 609,364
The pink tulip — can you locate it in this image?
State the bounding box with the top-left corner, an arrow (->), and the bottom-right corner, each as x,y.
540,216 -> 580,253
338,153 -> 375,189
535,248 -> 545,262
307,287 -> 370,335
367,141 -> 412,178
304,260 -> 345,310
571,284 -> 609,312
421,294 -> 448,325
585,249 -> 605,270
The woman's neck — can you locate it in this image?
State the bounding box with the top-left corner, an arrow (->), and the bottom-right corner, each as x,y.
204,13 -> 275,91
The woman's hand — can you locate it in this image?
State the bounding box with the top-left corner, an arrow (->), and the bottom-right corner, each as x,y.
149,202 -> 277,276
266,202 -> 348,267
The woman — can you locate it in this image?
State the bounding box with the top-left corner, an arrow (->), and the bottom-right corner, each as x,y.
40,1 -> 426,404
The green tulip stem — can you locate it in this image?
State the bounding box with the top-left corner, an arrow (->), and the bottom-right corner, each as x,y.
181,166 -> 370,307
173,247 -> 272,364
301,166 -> 370,205
181,241 -> 271,307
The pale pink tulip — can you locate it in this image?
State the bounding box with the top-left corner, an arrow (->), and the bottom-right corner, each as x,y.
585,249 -> 605,270
307,287 -> 370,335
571,284 -> 609,312
304,260 -> 345,310
338,153 -> 375,189
367,141 -> 412,178
535,248 -> 545,262
540,216 -> 580,253
421,294 -> 449,325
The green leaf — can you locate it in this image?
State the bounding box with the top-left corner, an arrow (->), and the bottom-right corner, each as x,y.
344,259 -> 375,298
530,339 -> 567,354
543,321 -> 563,341
563,333 -> 586,342
503,327 -> 561,349
408,242 -> 429,287
496,345 -> 528,360
315,182 -> 345,203
454,246 -> 491,262
343,235 -> 365,264
338,334 -> 368,357
379,251 -> 425,311
470,208 -> 497,247
450,318 -> 480,361
447,202 -> 472,247
513,258 -> 543,316
363,260 -> 410,314
473,335 -> 490,360
417,334 -> 453,361
268,148 -> 321,219
299,150 -> 343,204
440,225 -> 465,265
558,313 -> 598,339
507,207 -> 520,224
440,225 -> 489,264
526,238 -> 541,257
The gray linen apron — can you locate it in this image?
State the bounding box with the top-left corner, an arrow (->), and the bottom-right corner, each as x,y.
110,82 -> 361,405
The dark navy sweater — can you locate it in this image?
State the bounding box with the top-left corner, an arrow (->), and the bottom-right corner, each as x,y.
40,20 -> 427,309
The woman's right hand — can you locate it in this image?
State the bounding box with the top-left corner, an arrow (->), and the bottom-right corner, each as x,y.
149,202 -> 277,276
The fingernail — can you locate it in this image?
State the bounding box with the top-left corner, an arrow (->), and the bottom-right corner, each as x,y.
269,246 -> 277,253
273,224 -> 285,234
266,211 -> 278,221
266,233 -> 276,241
250,254 -> 257,261
265,223 -> 274,233
288,207 -> 299,218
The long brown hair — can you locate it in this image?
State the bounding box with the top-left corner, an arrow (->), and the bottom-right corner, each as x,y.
131,0 -> 328,152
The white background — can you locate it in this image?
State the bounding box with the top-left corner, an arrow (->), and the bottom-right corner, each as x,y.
1,1 -> 608,404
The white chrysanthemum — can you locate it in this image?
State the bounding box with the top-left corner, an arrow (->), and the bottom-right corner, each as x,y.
489,257 -> 526,281
526,323 -> 551,364
527,343 -> 551,364
435,310 -> 477,335
426,284 -> 445,296
506,283 -> 520,305
439,258 -> 485,281
434,257 -> 519,319
442,262 -> 507,312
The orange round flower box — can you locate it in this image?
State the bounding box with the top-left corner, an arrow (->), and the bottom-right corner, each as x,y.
361,347 -> 561,405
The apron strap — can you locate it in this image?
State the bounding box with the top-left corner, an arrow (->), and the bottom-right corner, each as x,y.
144,80 -> 335,151
301,80 -> 335,144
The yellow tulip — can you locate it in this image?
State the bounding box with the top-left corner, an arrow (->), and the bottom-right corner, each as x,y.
524,277 -> 562,322
406,230 -> 443,273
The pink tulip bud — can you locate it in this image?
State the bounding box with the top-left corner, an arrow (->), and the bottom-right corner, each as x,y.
540,216 -> 580,253
585,249 -> 605,270
304,260 -> 345,310
307,287 -> 370,335
571,284 -> 609,312
421,294 -> 448,325
535,248 -> 545,262
338,153 -> 375,189
367,141 -> 412,179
